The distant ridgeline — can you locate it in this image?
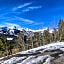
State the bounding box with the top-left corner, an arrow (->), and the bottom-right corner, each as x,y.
0,26 -> 20,43
0,26 -> 34,43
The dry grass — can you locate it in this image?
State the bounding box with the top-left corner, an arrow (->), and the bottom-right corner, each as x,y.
12,48 -> 19,54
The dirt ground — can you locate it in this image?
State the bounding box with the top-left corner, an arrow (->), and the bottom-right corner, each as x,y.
52,56 -> 64,64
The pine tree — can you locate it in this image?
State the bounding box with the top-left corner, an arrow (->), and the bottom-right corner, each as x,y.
58,19 -> 64,41
43,28 -> 51,45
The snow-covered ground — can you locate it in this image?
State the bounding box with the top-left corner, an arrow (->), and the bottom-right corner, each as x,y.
0,41 -> 64,64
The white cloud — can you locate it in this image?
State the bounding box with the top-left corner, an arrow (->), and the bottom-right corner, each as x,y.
0,22 -> 25,31
0,15 -> 34,24
28,6 -> 42,9
22,6 -> 42,12
22,8 -> 30,12
18,2 -> 32,8
15,16 -> 34,24
12,2 -> 32,11
5,23 -> 20,27
4,23 -> 21,29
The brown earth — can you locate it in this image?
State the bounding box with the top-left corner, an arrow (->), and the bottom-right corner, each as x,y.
52,56 -> 64,64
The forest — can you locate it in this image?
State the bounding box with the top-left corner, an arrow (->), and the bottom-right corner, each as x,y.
0,19 -> 64,57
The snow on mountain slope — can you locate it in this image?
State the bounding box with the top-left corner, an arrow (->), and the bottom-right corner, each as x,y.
18,41 -> 64,54
0,41 -> 64,64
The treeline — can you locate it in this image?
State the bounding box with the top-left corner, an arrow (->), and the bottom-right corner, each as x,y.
0,19 -> 64,57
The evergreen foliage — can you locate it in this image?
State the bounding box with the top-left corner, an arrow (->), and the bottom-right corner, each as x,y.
0,19 -> 64,57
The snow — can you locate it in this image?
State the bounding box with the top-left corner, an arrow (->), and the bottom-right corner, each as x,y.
7,38 -> 13,40
60,48 -> 64,51
17,55 -> 52,64
1,41 -> 64,64
19,56 -> 35,64
43,57 -> 54,64
9,29 -> 14,35
2,57 -> 26,64
17,41 -> 64,54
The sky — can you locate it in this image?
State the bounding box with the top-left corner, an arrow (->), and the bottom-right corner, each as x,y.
0,0 -> 64,30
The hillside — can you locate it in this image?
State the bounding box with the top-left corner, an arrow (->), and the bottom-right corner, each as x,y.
0,42 -> 64,64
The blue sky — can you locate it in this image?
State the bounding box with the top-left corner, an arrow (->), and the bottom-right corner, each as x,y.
0,0 -> 64,30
